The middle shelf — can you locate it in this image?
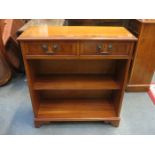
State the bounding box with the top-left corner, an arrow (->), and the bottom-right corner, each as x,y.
33,74 -> 121,90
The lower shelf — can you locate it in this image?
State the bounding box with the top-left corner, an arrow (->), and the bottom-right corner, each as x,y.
36,99 -> 119,121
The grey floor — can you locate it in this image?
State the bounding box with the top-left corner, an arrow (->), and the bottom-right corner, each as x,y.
0,74 -> 155,135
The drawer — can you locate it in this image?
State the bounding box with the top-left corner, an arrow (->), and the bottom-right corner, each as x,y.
80,41 -> 132,56
25,41 -> 77,55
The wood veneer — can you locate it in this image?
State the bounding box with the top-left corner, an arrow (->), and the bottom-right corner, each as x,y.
37,99 -> 118,121
127,20 -> 155,91
18,26 -> 136,127
18,19 -> 155,92
33,74 -> 120,90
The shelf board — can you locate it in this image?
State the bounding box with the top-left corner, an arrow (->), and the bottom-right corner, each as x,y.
26,55 -> 129,60
33,74 -> 121,90
36,99 -> 118,121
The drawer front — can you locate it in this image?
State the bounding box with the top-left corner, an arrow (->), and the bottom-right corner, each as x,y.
26,41 -> 77,55
80,41 -> 132,56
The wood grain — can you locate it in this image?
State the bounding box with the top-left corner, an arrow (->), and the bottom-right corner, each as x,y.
25,40 -> 77,55
127,21 -> 155,91
18,26 -> 137,41
33,74 -> 121,90
18,26 -> 135,127
80,40 -> 132,55
37,99 -> 118,121
38,90 -> 113,100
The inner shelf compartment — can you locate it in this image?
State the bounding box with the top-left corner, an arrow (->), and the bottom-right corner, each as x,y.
27,59 -> 127,121
33,74 -> 120,90
35,89 -> 119,120
36,98 -> 118,121
28,59 -> 127,91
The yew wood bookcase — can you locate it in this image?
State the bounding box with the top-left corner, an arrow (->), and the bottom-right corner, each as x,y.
18,26 -> 137,127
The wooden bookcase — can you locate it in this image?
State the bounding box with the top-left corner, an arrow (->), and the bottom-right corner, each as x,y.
18,26 -> 137,127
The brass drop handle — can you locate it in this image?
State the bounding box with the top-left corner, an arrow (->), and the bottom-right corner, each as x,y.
41,44 -> 58,54
100,44 -> 113,54
41,44 -> 48,51
41,44 -> 54,54
96,44 -> 103,52
108,44 -> 113,51
97,44 -> 111,55
47,44 -> 59,54
52,44 -> 59,51
100,51 -> 111,55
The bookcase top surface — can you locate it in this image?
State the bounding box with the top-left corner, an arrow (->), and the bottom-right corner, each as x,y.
18,26 -> 137,41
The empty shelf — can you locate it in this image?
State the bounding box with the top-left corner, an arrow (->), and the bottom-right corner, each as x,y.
33,74 -> 120,90
36,99 -> 118,121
